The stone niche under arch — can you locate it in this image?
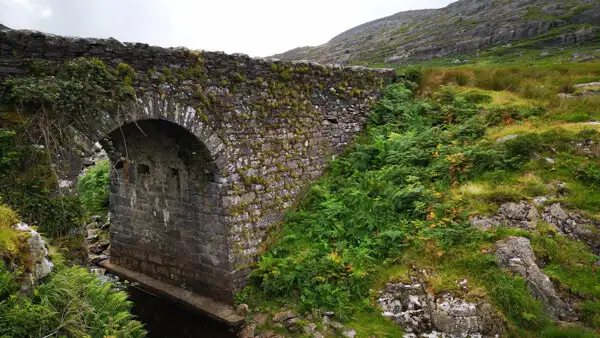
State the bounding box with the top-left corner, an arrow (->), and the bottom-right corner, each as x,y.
104,119 -> 233,301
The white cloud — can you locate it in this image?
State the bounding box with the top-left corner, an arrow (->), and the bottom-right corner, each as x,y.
40,6 -> 52,17
0,0 -> 52,18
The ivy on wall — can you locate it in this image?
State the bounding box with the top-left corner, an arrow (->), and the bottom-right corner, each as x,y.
0,58 -> 136,236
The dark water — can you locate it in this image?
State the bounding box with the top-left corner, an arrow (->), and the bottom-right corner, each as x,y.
127,286 -> 238,338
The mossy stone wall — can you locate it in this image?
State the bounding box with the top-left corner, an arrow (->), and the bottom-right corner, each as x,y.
0,29 -> 395,303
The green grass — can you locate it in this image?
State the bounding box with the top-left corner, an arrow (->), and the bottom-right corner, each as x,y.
346,311 -> 404,337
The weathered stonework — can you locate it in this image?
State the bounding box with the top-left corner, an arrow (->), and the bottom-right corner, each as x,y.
0,29 -> 395,303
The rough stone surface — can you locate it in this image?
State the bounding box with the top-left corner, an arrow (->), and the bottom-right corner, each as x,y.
14,223 -> 54,292
272,0 -> 600,64
574,82 -> 600,89
343,329 -> 357,338
495,236 -> 570,319
495,134 -> 517,143
471,201 -> 540,231
272,310 -> 298,323
253,313 -> 268,326
238,324 -> 255,338
0,29 -> 395,303
378,282 -> 503,337
542,203 -> 600,254
303,323 -> 317,334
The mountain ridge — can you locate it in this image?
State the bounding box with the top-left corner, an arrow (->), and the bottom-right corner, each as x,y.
272,0 -> 600,65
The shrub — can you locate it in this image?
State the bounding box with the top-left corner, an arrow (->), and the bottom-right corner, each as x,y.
473,68 -> 522,91
77,160 -> 110,217
441,69 -> 473,86
0,204 -> 18,229
461,91 -> 493,104
519,80 -> 553,100
0,129 -> 83,237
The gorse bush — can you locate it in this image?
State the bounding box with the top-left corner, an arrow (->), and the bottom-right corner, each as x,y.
77,160 -> 110,217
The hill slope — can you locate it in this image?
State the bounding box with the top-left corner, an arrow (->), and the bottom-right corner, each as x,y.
272,0 -> 600,65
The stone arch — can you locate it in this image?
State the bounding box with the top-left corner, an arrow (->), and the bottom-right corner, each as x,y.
100,111 -> 233,301
91,96 -> 229,177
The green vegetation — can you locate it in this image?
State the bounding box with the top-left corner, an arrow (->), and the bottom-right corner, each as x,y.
0,57 -> 134,237
0,128 -> 83,237
0,58 -> 144,337
0,260 -> 146,338
0,204 -> 145,338
240,56 -> 600,335
77,160 -> 110,217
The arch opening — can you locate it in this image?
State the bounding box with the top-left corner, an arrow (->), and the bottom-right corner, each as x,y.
104,119 -> 231,301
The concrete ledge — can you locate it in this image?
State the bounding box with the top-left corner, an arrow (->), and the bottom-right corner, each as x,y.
100,260 -> 245,328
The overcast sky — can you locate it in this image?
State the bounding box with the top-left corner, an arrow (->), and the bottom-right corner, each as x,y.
0,0 -> 455,57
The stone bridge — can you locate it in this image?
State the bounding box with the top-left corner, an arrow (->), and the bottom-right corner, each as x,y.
0,29 -> 395,311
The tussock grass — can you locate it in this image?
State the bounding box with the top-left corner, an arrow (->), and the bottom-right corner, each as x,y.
416,61 -> 600,108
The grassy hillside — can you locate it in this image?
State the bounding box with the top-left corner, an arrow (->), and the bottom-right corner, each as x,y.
273,0 -> 600,66
239,53 -> 600,337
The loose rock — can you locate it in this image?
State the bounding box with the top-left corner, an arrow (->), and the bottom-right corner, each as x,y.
87,241 -> 110,254
343,329 -> 357,338
329,321 -> 345,330
236,304 -> 249,317
495,134 -> 518,143
272,310 -> 297,323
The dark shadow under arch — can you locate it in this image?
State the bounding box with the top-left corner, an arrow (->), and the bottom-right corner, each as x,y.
103,119 -> 233,301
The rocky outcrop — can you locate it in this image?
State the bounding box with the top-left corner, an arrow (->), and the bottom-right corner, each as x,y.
272,0 -> 600,65
558,82 -> 600,99
471,201 -> 540,231
378,281 -> 503,337
542,203 -> 600,255
495,237 -> 570,320
472,200 -> 600,255
80,142 -> 108,174
14,223 -> 53,292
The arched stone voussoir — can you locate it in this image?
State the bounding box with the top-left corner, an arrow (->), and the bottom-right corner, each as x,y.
97,95 -> 229,173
